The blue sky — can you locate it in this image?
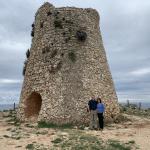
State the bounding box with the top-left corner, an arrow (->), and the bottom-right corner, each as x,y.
0,0 -> 150,104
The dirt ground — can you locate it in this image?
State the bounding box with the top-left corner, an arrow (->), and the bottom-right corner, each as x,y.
87,114 -> 150,150
0,111 -> 150,150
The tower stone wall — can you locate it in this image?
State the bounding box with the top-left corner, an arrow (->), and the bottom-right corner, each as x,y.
17,2 -> 120,124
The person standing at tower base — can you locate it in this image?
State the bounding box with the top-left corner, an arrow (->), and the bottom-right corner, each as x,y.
97,97 -> 105,130
88,96 -> 98,130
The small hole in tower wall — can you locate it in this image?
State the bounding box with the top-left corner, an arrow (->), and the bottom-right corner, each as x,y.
54,20 -> 63,29
47,11 -> 52,16
40,22 -> 44,28
111,114 -> 114,119
25,92 -> 42,118
62,32 -> 66,36
42,49 -> 45,54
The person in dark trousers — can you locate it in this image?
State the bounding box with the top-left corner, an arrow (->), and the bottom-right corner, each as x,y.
97,97 -> 105,130
88,96 -> 98,129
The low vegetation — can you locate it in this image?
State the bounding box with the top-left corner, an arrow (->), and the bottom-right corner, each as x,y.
38,121 -> 73,129
120,103 -> 150,118
1,106 -> 148,150
68,51 -> 76,62
50,130 -> 134,150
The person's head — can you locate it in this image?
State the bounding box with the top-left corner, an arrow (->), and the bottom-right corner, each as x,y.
97,97 -> 102,103
91,96 -> 95,100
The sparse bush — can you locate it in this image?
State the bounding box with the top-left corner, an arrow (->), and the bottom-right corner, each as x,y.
68,51 -> 76,62
65,20 -> 74,24
3,135 -> 9,138
31,30 -> 34,37
31,23 -> 35,37
128,140 -> 135,144
114,114 -> 131,123
50,50 -> 57,58
52,138 -> 63,144
26,144 -> 34,150
26,49 -> 30,58
54,20 -> 63,29
31,23 -> 34,28
38,121 -> 73,129
47,11 -> 52,16
107,140 -> 131,150
22,60 -> 27,76
76,31 -> 87,41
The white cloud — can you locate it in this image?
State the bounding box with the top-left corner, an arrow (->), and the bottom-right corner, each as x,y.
0,90 -> 20,104
0,79 -> 21,84
130,68 -> 150,76
0,40 -> 28,52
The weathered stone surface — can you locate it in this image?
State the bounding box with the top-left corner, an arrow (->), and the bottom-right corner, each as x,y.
17,2 -> 120,124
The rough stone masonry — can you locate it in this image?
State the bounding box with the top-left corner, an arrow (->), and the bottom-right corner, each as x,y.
17,2 -> 120,124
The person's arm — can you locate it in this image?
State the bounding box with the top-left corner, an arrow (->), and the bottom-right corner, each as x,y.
103,103 -> 105,112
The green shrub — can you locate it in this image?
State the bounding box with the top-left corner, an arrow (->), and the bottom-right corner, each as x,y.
68,51 -> 76,62
22,60 -> 27,76
3,135 -> 9,138
50,50 -> 57,58
128,140 -> 135,144
76,31 -> 87,41
26,144 -> 34,150
52,138 -> 63,144
54,20 -> 63,29
38,121 -> 73,129
108,140 -> 131,150
26,49 -> 30,58
31,30 -> 34,37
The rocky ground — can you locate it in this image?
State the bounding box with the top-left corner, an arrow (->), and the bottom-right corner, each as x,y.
0,109 -> 150,150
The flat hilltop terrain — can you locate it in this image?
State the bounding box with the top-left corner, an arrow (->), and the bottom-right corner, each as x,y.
0,107 -> 150,150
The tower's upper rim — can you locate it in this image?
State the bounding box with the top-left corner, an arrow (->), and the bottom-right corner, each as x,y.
37,2 -> 100,19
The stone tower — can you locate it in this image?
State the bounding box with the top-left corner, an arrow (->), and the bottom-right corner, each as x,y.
17,2 -> 120,124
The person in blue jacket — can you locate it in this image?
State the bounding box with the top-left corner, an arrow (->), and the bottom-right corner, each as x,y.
97,97 -> 105,130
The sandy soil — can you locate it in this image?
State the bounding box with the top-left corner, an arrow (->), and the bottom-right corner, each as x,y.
0,112 -> 150,150
0,112 -> 57,150
87,114 -> 150,150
